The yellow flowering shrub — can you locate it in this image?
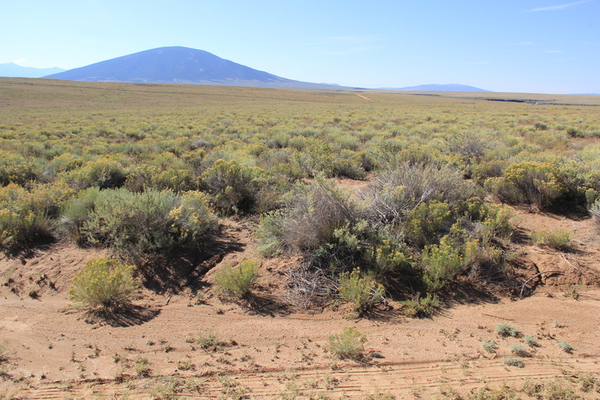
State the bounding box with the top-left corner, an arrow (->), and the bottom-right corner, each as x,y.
69,258 -> 137,313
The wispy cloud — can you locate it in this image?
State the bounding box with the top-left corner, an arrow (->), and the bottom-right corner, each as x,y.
526,0 -> 592,12
13,58 -> 26,65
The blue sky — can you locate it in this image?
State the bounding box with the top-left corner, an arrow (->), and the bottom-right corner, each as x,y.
3,0 -> 599,93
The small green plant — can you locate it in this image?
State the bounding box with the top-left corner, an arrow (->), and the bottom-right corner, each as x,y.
481,341 -> 497,353
68,258 -> 137,313
544,381 -> 578,400
531,229 -> 573,252
338,268 -> 384,317
177,357 -> 195,371
565,282 -> 583,300
510,343 -> 530,357
0,341 -> 8,362
214,260 -> 259,298
523,335 -> 538,347
495,323 -> 519,337
328,327 -> 368,361
400,294 -> 439,318
522,379 -> 545,397
195,329 -> 231,352
218,375 -> 249,400
553,320 -> 565,328
557,340 -> 573,353
578,373 -> 598,393
134,356 -> 151,377
503,356 -> 524,368
437,384 -> 462,400
468,385 -> 519,400
362,391 -> 396,400
150,376 -> 186,400
421,236 -> 463,292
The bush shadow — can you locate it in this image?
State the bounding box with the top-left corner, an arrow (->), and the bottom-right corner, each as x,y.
138,224 -> 246,295
218,291 -> 292,317
83,304 -> 161,327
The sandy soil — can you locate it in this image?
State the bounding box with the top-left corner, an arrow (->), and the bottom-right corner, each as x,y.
1,199 -> 599,399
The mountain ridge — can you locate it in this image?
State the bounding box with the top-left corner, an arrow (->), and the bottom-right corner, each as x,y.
0,63 -> 65,78
44,46 -> 353,90
387,83 -> 491,92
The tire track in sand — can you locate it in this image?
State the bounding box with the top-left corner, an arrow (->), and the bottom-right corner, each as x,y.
11,357 -> 599,399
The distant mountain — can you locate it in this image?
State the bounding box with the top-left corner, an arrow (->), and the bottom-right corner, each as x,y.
387,84 -> 491,92
44,46 -> 349,90
0,63 -> 65,78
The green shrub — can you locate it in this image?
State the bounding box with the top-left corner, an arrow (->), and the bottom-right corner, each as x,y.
256,210 -> 287,257
366,163 -> 476,225
78,188 -> 216,261
60,157 -> 128,189
257,177 -> 357,256
557,341 -> 573,353
0,182 -> 74,254
0,341 -> 7,363
0,150 -> 40,186
364,230 -> 411,275
331,150 -> 367,179
68,258 -> 137,313
150,376 -> 185,400
338,268 -> 384,317
134,356 -> 151,377
59,187 -> 101,245
201,159 -> 264,214
468,385 -> 519,400
522,379 -> 545,397
481,341 -> 497,353
291,141 -> 335,177
485,161 -> 565,209
477,203 -> 514,243
531,229 -> 573,252
523,335 -> 538,347
544,381 -> 578,400
422,236 -> 463,291
472,160 -> 510,184
47,152 -> 84,175
195,329 -> 227,351
503,356 -> 524,368
510,343 -> 530,357
405,201 -> 453,248
495,323 -> 519,337
150,168 -> 197,192
578,373 -> 598,393
214,260 -> 259,298
400,294 -> 439,318
328,327 -> 367,361
446,130 -> 489,165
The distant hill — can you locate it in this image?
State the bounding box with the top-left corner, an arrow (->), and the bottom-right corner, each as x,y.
387,84 -> 491,92
44,46 -> 350,90
0,63 -> 65,78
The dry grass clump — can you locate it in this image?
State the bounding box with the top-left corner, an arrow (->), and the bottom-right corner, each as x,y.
531,229 -> 573,252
